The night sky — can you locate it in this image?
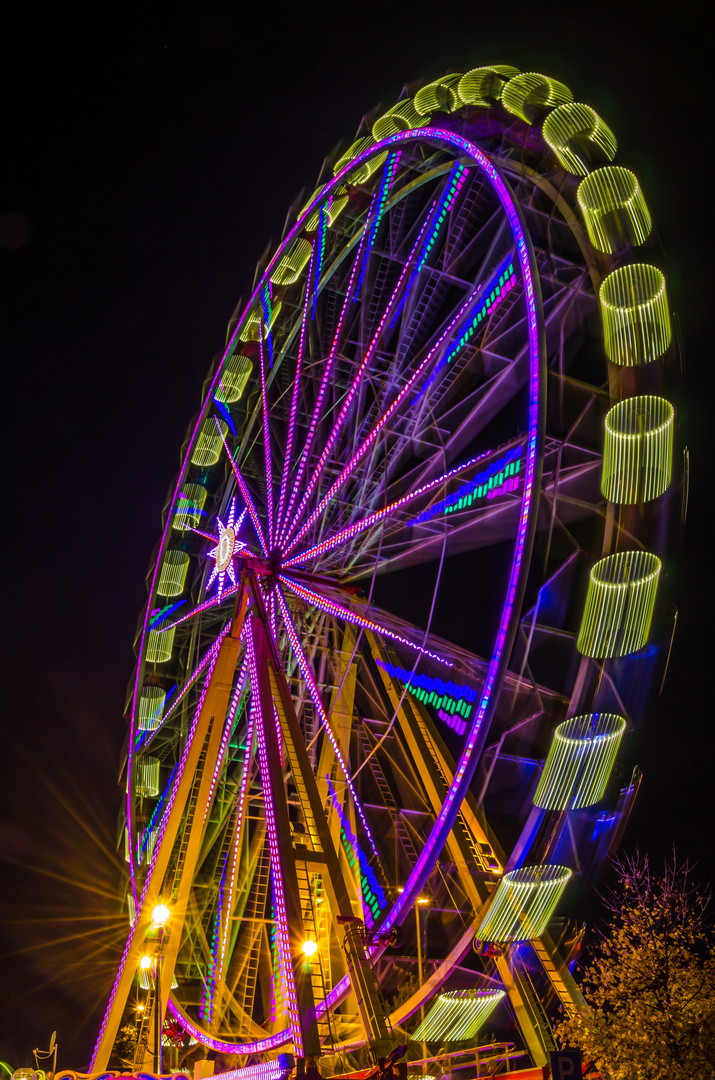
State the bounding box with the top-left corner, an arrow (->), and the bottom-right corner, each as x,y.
1,0 -> 713,1069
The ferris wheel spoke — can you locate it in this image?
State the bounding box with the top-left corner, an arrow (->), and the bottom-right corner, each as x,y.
217,422 -> 268,556
284,196 -> 443,552
275,586 -> 379,859
275,246 -> 314,538
281,442 -> 511,571
280,204 -> 375,545
279,574 -> 456,669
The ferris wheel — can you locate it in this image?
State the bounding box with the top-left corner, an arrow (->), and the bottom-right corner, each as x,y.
88,65 -> 682,1076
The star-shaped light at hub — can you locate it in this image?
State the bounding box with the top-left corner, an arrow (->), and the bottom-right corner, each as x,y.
201,499 -> 248,598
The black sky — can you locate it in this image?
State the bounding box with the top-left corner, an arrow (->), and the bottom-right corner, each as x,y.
1,0 -> 713,1069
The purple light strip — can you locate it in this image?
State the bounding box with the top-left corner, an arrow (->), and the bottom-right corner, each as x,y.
349,131 -> 543,938
214,423 -> 268,556
279,213 -> 373,547
89,636 -> 226,1069
284,212 -> 433,552
281,444 -> 502,570
97,127 -> 542,1068
275,587 -> 379,858
282,283 -> 497,558
276,245 -> 314,538
280,576 -> 449,665
248,632 -> 303,1055
258,327 -> 275,550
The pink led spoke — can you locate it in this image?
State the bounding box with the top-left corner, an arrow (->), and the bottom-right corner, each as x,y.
280,214 -> 374,547
285,213 -> 433,554
282,444 -> 505,570
216,422 -> 268,556
280,575 -> 449,665
276,587 -> 379,859
276,245 -> 314,538
258,326 -> 275,549
285,278 -> 499,551
248,635 -> 304,1055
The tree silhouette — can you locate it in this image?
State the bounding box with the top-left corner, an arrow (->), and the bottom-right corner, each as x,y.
557,851 -> 715,1079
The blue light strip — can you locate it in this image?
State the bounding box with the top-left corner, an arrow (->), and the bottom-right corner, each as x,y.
312,202 -> 328,319
376,659 -> 476,737
410,443 -> 523,526
149,599 -> 187,630
390,162 -> 467,326
261,285 -> 274,367
355,151 -> 400,300
213,396 -> 237,436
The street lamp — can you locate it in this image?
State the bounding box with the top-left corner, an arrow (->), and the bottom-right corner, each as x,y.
151,903 -> 171,929
415,897 -> 430,1073
149,903 -> 171,1074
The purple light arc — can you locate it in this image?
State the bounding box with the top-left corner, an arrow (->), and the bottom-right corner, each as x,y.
153,124 -> 545,1057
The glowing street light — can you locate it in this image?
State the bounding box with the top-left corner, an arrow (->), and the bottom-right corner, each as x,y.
301,938 -> 319,958
151,903 -> 171,929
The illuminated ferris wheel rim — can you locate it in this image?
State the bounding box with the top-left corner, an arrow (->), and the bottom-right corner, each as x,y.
124,126 -> 547,1055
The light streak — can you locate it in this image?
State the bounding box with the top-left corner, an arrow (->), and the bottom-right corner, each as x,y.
280,576 -> 449,665
284,258 -> 517,558
279,210 -> 375,547
284,209 -> 434,550
281,443 -> 521,570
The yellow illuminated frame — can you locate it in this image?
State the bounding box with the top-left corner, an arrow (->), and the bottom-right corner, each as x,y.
501,72 -> 572,123
190,418 -> 227,467
577,550 -> 661,658
577,166 -> 651,253
542,102 -> 617,176
599,263 -> 672,366
477,865 -> 572,942
602,395 -> 674,503
413,990 -> 505,1042
534,714 -> 626,810
157,550 -> 190,598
